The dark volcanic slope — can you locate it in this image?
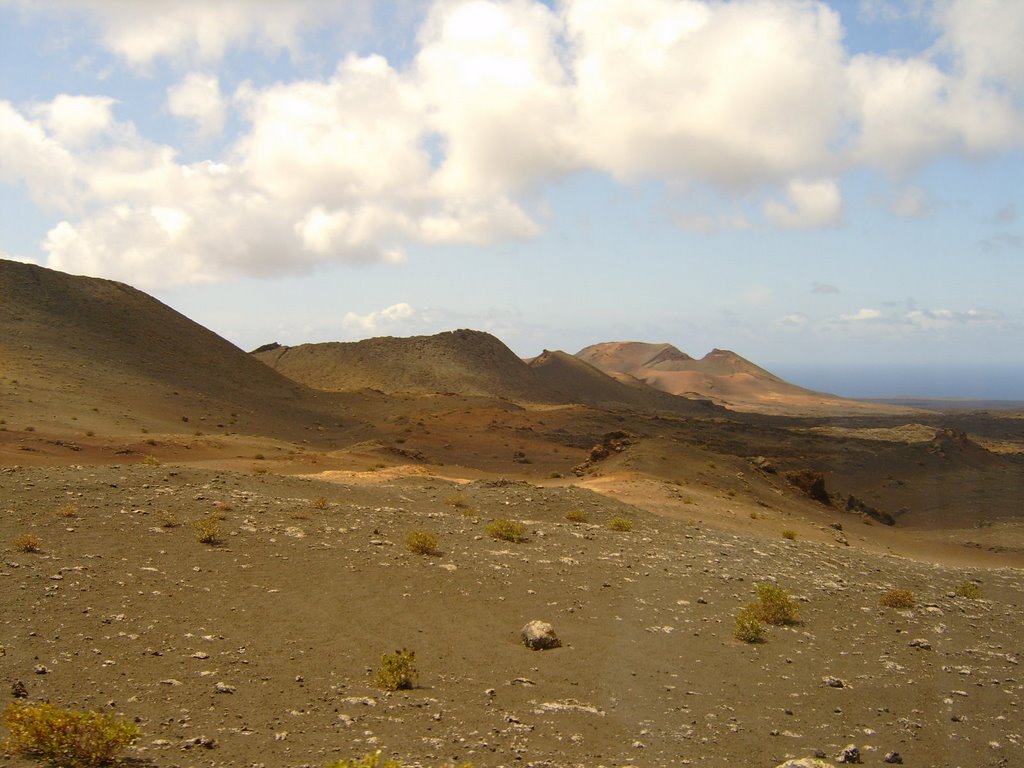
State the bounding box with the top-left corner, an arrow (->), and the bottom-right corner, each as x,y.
253,330 -> 563,402
0,259 -> 335,436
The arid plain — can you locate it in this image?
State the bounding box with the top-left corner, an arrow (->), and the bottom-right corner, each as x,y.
2,259 -> 1023,768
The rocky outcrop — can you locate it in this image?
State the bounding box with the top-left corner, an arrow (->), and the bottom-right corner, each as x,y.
846,494 -> 895,526
783,469 -> 831,505
573,431 -> 636,476
928,428 -> 987,457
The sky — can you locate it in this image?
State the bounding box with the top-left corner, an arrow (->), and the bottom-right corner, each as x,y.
1,0 -> 1023,398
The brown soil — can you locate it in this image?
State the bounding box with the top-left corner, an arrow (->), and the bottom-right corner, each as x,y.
2,259 -> 1023,767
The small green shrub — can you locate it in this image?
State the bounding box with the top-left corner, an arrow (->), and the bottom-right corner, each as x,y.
879,589 -> 915,609
565,510 -> 588,523
193,517 -> 221,545
607,516 -> 634,532
781,529 -> 797,540
733,605 -> 766,643
486,519 -> 526,543
953,581 -> 982,599
406,531 -> 440,556
749,583 -> 799,626
1,700 -> 140,767
375,649 -> 417,692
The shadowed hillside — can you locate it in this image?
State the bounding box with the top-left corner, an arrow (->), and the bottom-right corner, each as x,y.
0,259 -> 344,440
527,349 -> 715,413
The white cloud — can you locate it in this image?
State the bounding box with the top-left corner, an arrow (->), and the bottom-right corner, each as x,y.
846,52 -> 1024,171
0,101 -> 79,210
4,0 -> 1024,286
235,55 -> 431,207
830,306 -> 1001,331
764,178 -> 843,229
812,282 -> 840,295
839,308 -> 883,323
565,0 -> 847,187
416,0 -> 578,196
342,302 -> 418,335
167,73 -> 226,138
905,307 -> 999,330
4,60 -> 543,286
780,313 -> 807,328
31,94 -> 117,146
936,0 -> 1024,91
25,0 -> 346,68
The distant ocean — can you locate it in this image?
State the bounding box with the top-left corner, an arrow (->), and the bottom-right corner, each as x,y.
771,364 -> 1024,404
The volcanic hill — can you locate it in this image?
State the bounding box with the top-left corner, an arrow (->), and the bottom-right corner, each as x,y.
0,258 -> 348,446
252,331 -> 565,401
576,341 -> 878,414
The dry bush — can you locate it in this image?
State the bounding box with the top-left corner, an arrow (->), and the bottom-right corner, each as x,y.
405,531 -> 440,556
375,649 -> 417,692
486,519 -> 526,543
444,494 -> 469,509
312,497 -> 328,510
607,517 -> 634,532
327,754 -> 402,768
953,581 -> 982,599
565,509 -> 588,523
733,605 -> 766,643
59,503 -> 78,518
1,701 -> 140,768
879,589 -> 915,609
14,534 -> 40,553
141,455 -> 160,466
193,517 -> 221,545
748,583 -> 799,626
781,529 -> 797,540
156,511 -> 178,528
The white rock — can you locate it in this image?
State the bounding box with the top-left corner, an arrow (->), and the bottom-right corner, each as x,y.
521,620 -> 561,650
